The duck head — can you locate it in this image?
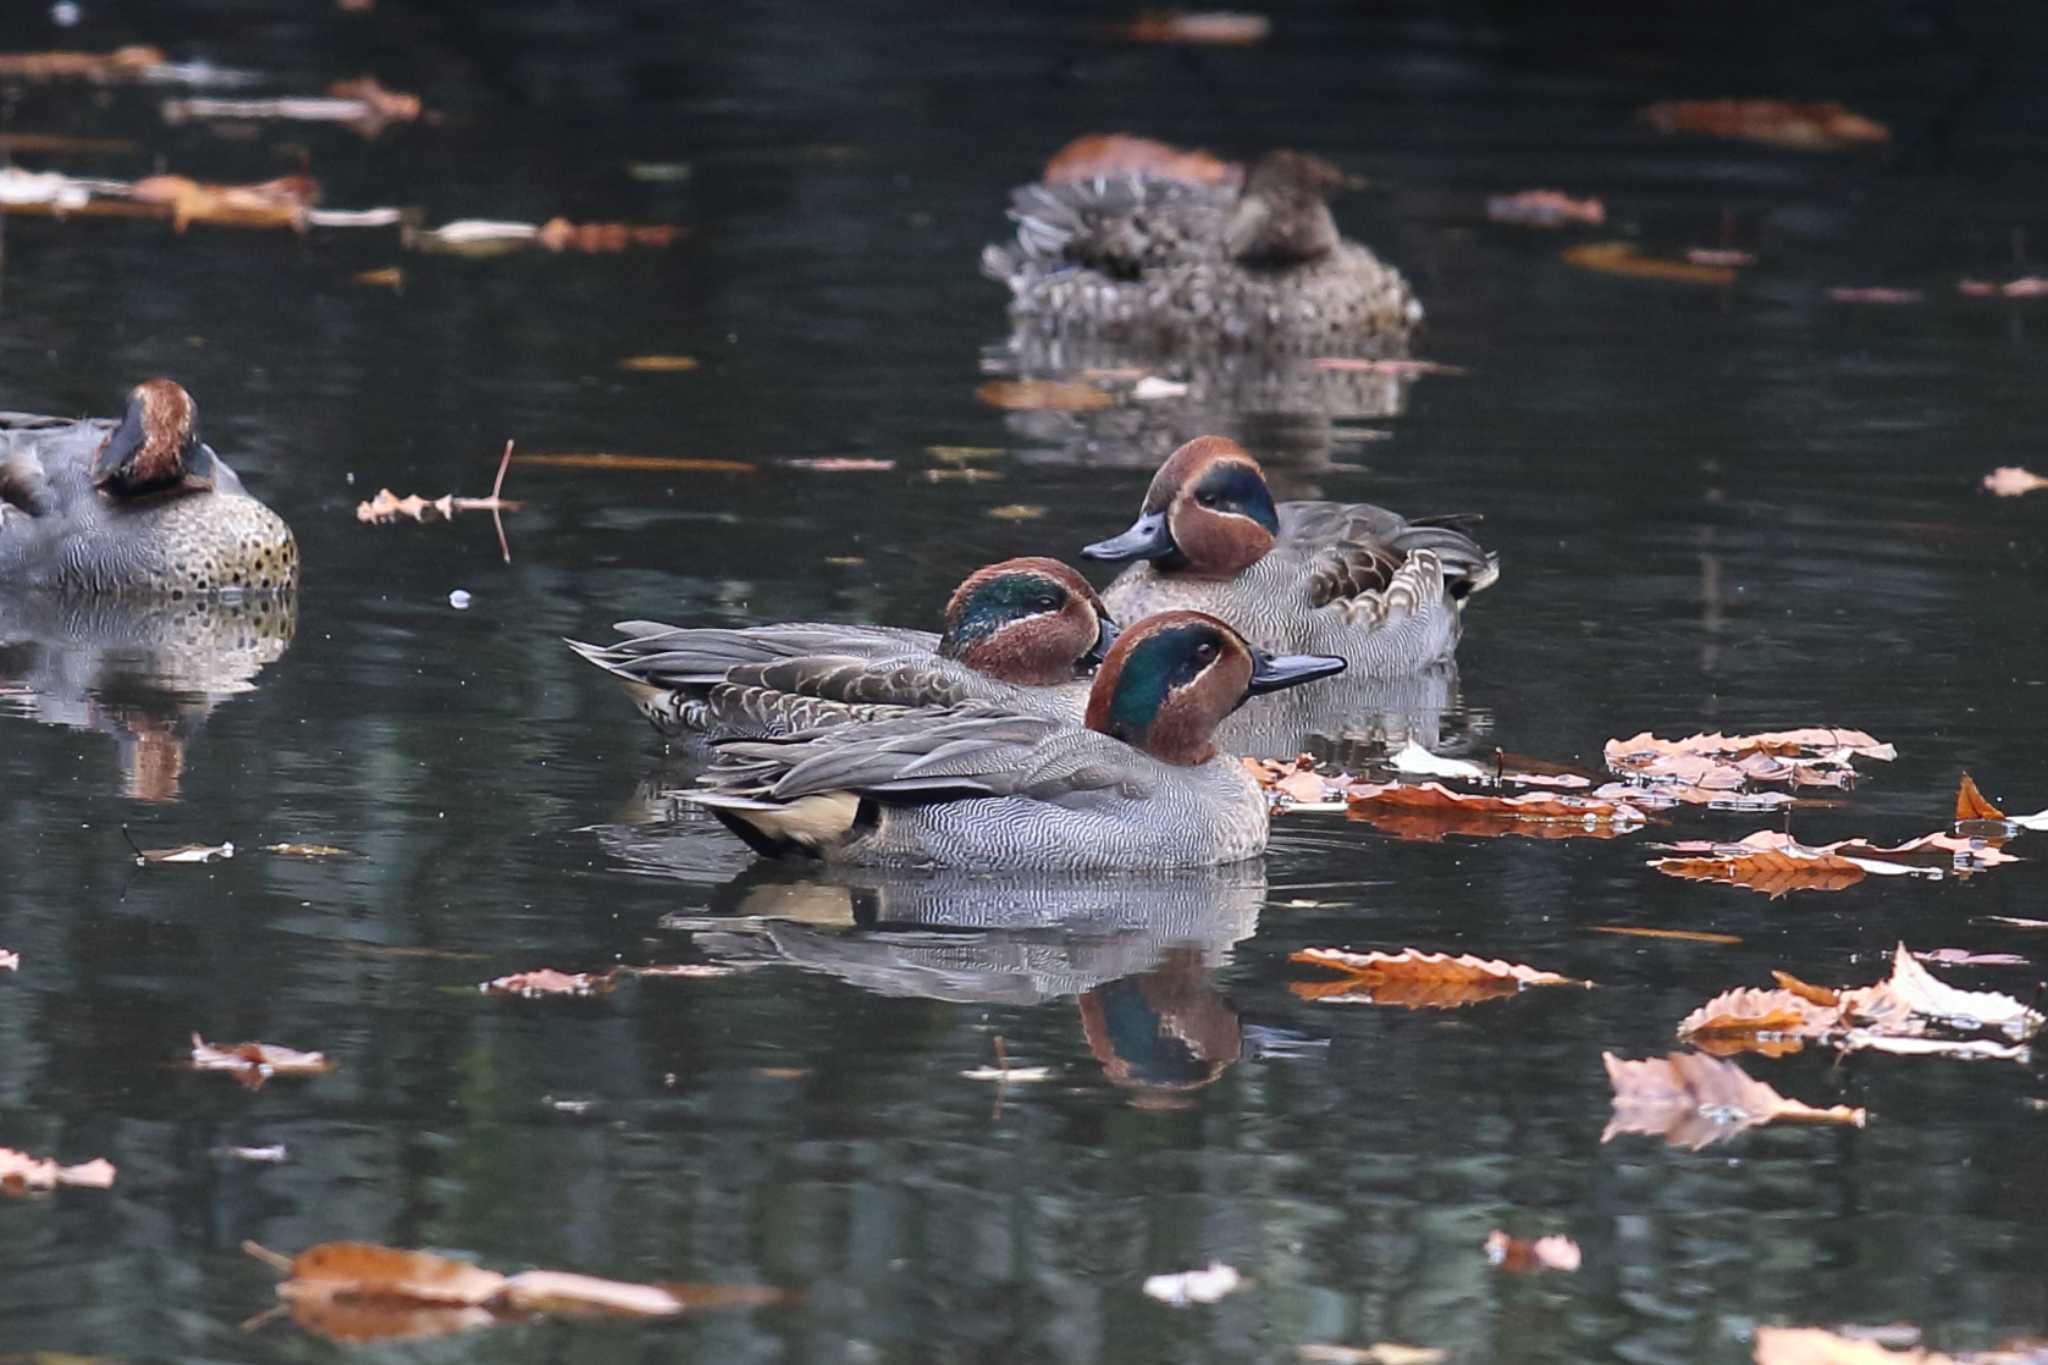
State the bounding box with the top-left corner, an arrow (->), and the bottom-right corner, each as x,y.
1082,436 -> 1278,577
1084,611 -> 1344,765
938,557 -> 1119,685
91,379 -> 219,499
1223,150 -> 1350,267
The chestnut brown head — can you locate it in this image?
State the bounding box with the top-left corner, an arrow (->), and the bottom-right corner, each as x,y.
1081,437 -> 1279,578
1223,150 -> 1349,266
938,557 -> 1119,686
91,379 -> 217,499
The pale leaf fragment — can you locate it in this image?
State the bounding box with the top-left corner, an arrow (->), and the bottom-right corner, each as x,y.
1601,1051 -> 1864,1149
1983,467 -> 2048,497
1141,1261 -> 1244,1306
1298,1346 -> 1447,1365
1482,1229 -> 1581,1273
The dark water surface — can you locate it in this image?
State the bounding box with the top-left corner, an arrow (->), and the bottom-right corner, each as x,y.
2,2 -> 2046,1360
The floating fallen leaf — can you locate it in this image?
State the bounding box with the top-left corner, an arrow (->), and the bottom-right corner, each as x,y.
1290,947 -> 1588,1008
1483,1230 -> 1581,1273
1386,739 -> 1489,783
264,843 -> 357,859
1563,241 -> 1737,285
127,830 -> 234,865
1120,11 -> 1271,44
1592,780 -> 1800,811
926,444 -> 1003,462
924,467 -> 1003,483
1041,133 -> 1240,187
1652,827 -> 2016,898
353,266 -> 402,289
214,1144 -> 289,1162
1132,375 -> 1189,400
1677,985 -> 1839,1056
1913,949 -> 2027,967
358,441 -> 522,561
1639,99 -> 1889,150
1602,1051 -> 1865,1149
1958,277 -> 2048,298
0,45 -> 164,81
627,963 -> 735,979
1980,916 -> 2048,929
1298,1346 -> 1448,1365
1141,1262 -> 1245,1306
974,379 -> 1114,412
1487,189 -> 1605,227
1983,466 -> 2048,497
783,457 -> 895,471
1687,247 -> 1756,267
618,355 -> 698,372
979,503 -> 1043,523
0,1147 -> 116,1193
191,1034 -> 335,1088
1609,727 -> 1894,768
479,968 -> 616,998
536,218 -> 680,252
511,453 -> 755,473
1828,286 -> 1923,304
1842,943 -> 2039,1043
327,75 -> 421,123
1591,926 -> 1742,945
0,949 -> 17,970
0,132 -> 136,155
626,161 -> 692,183
131,171 -> 317,232
1308,358 -> 1467,376
1654,843 -> 1872,898
1345,781 -> 1645,841
1956,773 -> 2005,820
959,1066 -> 1053,1082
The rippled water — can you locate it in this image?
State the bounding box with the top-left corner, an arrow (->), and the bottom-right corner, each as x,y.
3,2 -> 2046,1361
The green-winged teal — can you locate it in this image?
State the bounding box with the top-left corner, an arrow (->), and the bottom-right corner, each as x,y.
983,145 -> 1420,349
687,611 -> 1344,870
1082,436 -> 1497,675
568,557 -> 1118,739
0,379 -> 297,597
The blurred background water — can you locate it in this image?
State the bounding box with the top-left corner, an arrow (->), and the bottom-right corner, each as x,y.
1,1 -> 2046,1361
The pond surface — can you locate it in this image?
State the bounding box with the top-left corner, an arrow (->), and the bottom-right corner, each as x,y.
2,2 -> 2046,1361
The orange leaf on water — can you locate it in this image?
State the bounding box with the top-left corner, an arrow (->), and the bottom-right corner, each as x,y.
1676,986 -> 1838,1056
1345,782 -> 1646,841
1290,947 -> 1588,1009
1602,1051 -> 1865,1149
1955,773 -> 2005,821
1482,1230 -> 1581,1273
974,379 -> 1114,412
192,1034 -> 335,1088
1562,241 -> 1737,286
1639,99 -> 1889,150
1590,926 -> 1742,945
1119,11 -> 1271,45
272,1242 -> 507,1305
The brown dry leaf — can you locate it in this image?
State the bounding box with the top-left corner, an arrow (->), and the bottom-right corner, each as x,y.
327,76 -> 422,123
1838,943 -> 2040,1043
511,453 -> 755,473
0,1147 -> 116,1194
0,46 -> 163,80
987,503 -> 1047,521
1959,278 -> 2048,298
0,949 -> 17,971
1955,773 -> 2006,821
1482,1230 -> 1582,1273
1829,286 -> 1925,304
1983,467 -> 2048,497
626,963 -> 734,979
354,267 -> 403,289
1773,970 -> 1842,1008
1120,11 -> 1271,44
1677,986 -> 1839,1056
1639,99 -> 1889,149
1608,727 -> 1895,772
266,1242 -> 506,1305
1562,241 -> 1738,286
1487,189 -> 1605,227
191,1034 -> 335,1088
1654,846 -> 1869,898
975,379 -> 1114,412
130,173 -> 316,233
1041,133 -> 1240,187
536,218 -> 681,252
280,1297 -> 497,1345
1591,926 -> 1743,945
1298,1347 -> 1448,1365
618,355 -> 699,372
264,843 -> 356,859
1290,946 -> 1588,1009
1602,1051 -> 1865,1149
0,132 -> 137,154
1345,781 -> 1646,838
480,968 -> 617,998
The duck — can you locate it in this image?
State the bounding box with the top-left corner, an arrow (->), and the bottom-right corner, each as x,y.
687,610 -> 1345,870
0,379 -> 297,597
982,139 -> 1421,349
1081,436 -> 1498,675
567,557 -> 1119,740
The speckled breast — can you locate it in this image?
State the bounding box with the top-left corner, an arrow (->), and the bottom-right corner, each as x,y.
138,494 -> 299,597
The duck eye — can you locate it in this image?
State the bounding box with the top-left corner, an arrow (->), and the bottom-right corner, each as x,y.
1194,641 -> 1217,663
1035,594 -> 1061,612
1195,490 -> 1218,507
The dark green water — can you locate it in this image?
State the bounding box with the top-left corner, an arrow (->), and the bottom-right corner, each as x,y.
2,2 -> 2046,1360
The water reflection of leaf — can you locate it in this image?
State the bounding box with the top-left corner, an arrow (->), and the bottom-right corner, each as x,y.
1601,1051 -> 1864,1150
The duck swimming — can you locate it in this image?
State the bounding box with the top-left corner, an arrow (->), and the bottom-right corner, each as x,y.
568,557 -> 1118,739
688,611 -> 1344,871
1082,436 -> 1498,675
982,140 -> 1421,349
0,379 -> 297,597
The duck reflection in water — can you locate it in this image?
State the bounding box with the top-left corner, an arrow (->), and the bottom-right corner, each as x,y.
687,862 -> 1314,1103
0,590 -> 296,799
